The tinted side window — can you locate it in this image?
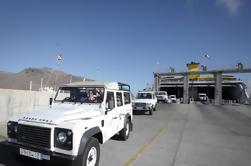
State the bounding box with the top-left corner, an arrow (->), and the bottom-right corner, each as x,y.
124,92 -> 131,105
105,91 -> 115,110
116,92 -> 123,107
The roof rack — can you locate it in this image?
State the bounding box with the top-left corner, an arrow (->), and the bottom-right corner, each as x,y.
118,82 -> 130,91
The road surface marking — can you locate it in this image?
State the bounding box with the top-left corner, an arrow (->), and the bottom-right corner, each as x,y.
123,124 -> 166,166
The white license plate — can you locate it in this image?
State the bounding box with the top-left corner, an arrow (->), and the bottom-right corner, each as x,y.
19,148 -> 50,160
136,107 -> 143,110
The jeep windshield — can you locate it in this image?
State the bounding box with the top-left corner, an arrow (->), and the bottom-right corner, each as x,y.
157,92 -> 166,95
55,87 -> 104,104
136,93 -> 152,99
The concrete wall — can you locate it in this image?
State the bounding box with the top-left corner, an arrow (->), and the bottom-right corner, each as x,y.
0,89 -> 53,137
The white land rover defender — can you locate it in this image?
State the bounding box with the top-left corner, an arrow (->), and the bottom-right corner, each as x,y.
132,91 -> 157,115
4,81 -> 133,166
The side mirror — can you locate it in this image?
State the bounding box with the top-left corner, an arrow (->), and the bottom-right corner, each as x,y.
49,98 -> 53,106
105,109 -> 111,115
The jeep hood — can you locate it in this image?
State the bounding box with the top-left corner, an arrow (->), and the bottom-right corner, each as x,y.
19,103 -> 102,125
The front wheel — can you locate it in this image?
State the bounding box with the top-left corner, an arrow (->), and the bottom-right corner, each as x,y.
119,119 -> 130,140
81,137 -> 100,166
149,108 -> 153,115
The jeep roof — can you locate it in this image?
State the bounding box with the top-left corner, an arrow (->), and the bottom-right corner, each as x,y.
64,81 -> 130,91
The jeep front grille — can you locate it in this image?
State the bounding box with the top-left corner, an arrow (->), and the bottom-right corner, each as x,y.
17,124 -> 51,149
135,103 -> 146,107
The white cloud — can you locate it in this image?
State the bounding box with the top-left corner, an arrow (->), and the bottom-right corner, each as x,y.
216,0 -> 242,15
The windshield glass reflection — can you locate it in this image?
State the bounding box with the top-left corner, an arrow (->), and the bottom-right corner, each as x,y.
55,87 -> 104,104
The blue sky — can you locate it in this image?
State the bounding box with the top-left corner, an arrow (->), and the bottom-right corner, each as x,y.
0,0 -> 251,93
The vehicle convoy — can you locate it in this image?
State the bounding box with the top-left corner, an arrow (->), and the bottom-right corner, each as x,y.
4,81 -> 133,166
132,91 -> 157,115
156,91 -> 169,103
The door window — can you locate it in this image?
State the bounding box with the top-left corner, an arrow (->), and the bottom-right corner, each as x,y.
105,91 -> 115,110
124,92 -> 131,105
116,92 -> 123,107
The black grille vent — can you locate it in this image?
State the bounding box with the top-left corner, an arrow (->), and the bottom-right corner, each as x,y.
135,103 -> 146,107
17,124 -> 51,149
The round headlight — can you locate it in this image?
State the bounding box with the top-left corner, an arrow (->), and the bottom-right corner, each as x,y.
57,132 -> 67,143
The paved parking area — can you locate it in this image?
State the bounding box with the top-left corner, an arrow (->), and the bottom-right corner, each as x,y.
0,104 -> 251,166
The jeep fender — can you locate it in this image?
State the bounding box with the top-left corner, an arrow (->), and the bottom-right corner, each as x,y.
77,127 -> 102,156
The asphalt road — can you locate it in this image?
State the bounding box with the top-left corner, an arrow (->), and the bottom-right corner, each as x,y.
1,104 -> 251,166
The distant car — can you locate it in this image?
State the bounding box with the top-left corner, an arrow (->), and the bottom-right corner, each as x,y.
167,96 -> 172,104
156,91 -> 168,103
132,91 -> 157,115
198,93 -> 207,102
169,95 -> 177,103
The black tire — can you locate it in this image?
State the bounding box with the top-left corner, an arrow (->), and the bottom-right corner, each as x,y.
81,137 -> 100,166
149,108 -> 153,115
119,119 -> 130,140
153,105 -> 157,111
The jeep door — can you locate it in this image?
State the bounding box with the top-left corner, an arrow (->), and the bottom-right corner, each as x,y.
115,92 -> 125,131
117,92 -> 132,131
104,91 -> 119,140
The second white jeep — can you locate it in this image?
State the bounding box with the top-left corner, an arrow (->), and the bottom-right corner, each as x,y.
4,81 -> 133,166
132,91 -> 157,115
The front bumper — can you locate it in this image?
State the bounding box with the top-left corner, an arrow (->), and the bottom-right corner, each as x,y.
1,141 -> 79,165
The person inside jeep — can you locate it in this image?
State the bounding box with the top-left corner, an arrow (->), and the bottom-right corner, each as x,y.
89,90 -> 97,102
56,87 -> 105,104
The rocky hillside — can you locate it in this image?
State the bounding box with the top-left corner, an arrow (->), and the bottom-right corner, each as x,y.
0,68 -> 92,91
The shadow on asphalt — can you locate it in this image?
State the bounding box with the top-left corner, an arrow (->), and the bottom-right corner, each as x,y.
133,110 -> 153,116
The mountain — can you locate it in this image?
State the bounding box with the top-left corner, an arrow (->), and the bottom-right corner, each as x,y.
0,67 -> 93,91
